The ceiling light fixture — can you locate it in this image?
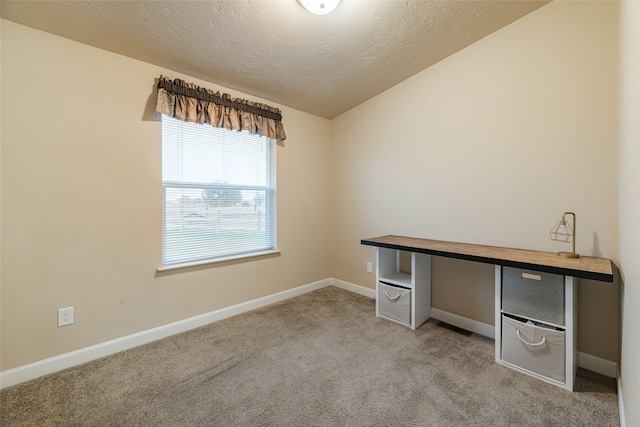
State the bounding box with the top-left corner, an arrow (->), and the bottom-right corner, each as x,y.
297,0 -> 341,15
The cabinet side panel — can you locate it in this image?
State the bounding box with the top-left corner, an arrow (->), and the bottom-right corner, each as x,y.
413,253 -> 432,328
495,265 -> 502,362
565,276 -> 578,391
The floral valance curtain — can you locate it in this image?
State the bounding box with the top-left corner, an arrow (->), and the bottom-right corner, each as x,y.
155,76 -> 287,143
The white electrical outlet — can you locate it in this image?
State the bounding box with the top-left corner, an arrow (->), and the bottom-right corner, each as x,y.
58,307 -> 74,327
367,262 -> 373,273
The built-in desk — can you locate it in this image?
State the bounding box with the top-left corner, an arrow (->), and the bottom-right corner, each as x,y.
361,235 -> 613,282
361,235 -> 614,391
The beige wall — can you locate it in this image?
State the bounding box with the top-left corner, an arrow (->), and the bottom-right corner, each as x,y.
0,0 -> 627,378
332,1 -> 619,361
618,1 -> 640,424
0,20 -> 333,370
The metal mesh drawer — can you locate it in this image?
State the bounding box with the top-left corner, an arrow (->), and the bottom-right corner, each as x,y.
502,267 -> 565,326
501,314 -> 565,383
378,282 -> 411,325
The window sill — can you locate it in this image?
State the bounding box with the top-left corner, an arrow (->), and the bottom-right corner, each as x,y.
156,249 -> 281,273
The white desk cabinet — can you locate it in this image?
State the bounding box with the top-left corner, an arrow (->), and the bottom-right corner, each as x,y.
375,247 -> 431,330
363,235 -> 613,392
495,266 -> 578,391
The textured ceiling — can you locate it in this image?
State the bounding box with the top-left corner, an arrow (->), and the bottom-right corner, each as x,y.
1,0 -> 549,119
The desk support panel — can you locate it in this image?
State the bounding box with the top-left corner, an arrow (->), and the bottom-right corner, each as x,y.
495,266 -> 577,391
375,248 -> 431,330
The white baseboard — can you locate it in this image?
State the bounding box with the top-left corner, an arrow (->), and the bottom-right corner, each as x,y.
618,368 -> 626,427
0,278 -> 332,389
331,278 -> 376,298
577,351 -> 618,379
1,277 -> 619,389
429,309 -> 618,379
329,284 -> 620,379
431,307 -> 496,339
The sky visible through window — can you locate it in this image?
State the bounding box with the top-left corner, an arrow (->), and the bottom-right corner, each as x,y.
162,117 -> 268,200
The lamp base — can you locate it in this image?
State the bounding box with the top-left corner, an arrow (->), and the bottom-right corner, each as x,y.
557,251 -> 580,259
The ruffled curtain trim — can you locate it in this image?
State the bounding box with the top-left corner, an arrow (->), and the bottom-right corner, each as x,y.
155,76 -> 286,143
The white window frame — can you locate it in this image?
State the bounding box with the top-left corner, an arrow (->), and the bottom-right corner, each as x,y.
158,116 -> 278,271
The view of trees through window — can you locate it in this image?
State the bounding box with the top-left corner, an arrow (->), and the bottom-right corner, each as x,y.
161,116 -> 275,265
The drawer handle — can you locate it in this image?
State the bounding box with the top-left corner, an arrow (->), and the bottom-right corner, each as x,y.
515,328 -> 547,347
522,272 -> 542,281
385,291 -> 401,301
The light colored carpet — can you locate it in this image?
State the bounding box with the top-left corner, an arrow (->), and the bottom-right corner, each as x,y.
0,286 -> 618,426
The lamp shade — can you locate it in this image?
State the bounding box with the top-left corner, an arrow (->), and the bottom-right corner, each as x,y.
550,219 -> 573,242
549,212 -> 579,258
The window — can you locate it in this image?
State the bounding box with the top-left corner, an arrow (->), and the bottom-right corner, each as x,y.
161,115 -> 276,267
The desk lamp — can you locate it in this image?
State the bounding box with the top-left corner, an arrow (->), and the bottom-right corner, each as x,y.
549,211 -> 579,258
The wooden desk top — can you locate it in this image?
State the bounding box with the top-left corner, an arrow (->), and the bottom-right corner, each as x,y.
361,235 -> 614,283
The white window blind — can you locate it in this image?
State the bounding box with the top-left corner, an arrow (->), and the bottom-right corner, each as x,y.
161,115 -> 276,266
